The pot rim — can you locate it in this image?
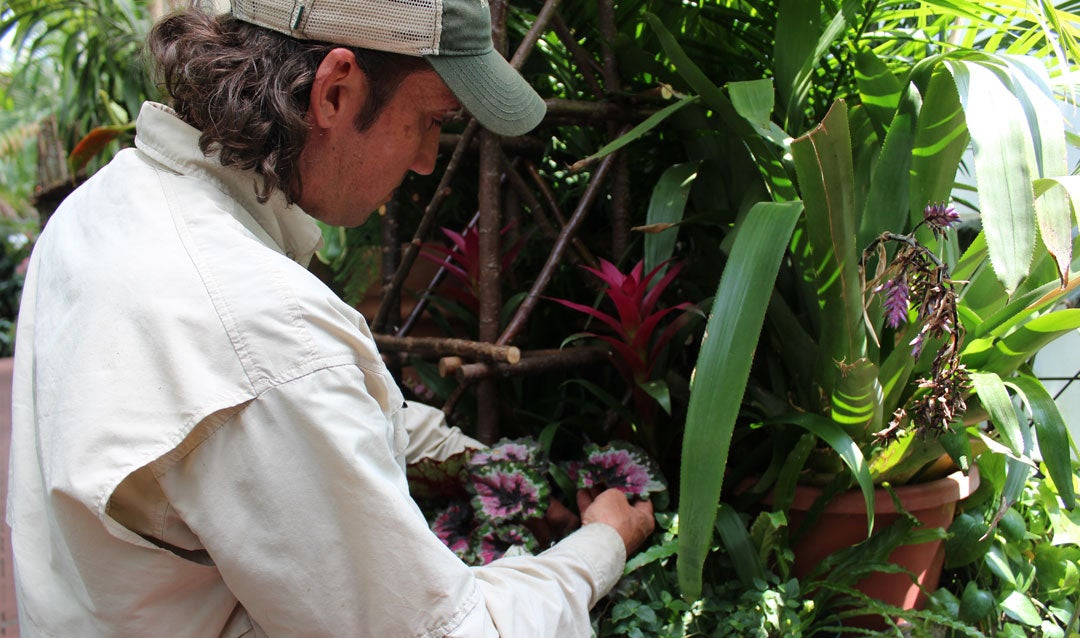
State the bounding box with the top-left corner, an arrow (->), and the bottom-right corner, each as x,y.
788,466 -> 980,514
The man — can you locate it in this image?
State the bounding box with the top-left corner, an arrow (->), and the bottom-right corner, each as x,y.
7,1 -> 653,636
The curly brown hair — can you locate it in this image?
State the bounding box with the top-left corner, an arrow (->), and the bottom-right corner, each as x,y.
148,7 -> 428,204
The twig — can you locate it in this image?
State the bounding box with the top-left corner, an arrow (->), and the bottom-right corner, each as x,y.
373,119 -> 481,332
503,154 -> 596,268
551,13 -> 604,99
395,211 -> 480,337
456,347 -> 608,381
374,334 -> 521,364
508,0 -> 561,71
497,148 -> 621,346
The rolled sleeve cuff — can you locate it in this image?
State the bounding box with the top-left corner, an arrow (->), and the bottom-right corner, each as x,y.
545,523 -> 626,606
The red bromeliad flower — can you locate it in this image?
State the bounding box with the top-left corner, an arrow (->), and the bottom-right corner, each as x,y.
548,259 -> 695,385
420,224 -> 525,313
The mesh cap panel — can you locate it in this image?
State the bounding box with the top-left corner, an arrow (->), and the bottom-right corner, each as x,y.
232,0 -> 440,55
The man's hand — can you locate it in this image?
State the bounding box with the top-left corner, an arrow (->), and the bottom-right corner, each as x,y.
577,488 -> 654,555
524,498 -> 581,547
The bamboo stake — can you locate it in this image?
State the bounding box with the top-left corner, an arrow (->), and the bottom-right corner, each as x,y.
476,129 -> 503,443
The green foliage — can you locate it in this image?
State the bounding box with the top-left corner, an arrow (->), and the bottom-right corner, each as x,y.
937,465 -> 1080,636
0,0 -> 159,148
605,2 -> 1080,600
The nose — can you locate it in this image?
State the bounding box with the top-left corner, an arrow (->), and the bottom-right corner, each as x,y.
410,123 -> 441,176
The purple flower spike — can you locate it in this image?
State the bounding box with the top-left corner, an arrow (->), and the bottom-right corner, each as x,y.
923,202 -> 960,234
469,465 -> 550,523
881,277 -> 910,329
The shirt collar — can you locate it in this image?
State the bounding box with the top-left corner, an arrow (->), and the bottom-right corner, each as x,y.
133,102 -> 323,267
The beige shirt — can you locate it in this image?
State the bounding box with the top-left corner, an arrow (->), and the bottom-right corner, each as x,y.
7,102 -> 625,637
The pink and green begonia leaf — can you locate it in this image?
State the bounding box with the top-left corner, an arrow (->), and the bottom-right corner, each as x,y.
567,441 -> 667,500
430,501 -> 476,562
468,464 -> 550,523
406,451 -> 473,501
468,437 -> 545,469
472,522 -> 539,565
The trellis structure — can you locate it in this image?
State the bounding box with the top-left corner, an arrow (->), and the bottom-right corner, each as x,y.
369,0 -> 651,443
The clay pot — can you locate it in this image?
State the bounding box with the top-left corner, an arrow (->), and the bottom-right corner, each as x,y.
787,467 -> 979,627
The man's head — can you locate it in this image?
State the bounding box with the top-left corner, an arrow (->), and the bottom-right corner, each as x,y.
230,0 -> 545,138
148,1 -> 543,222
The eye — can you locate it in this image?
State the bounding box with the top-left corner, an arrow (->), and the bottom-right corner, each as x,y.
428,117 -> 444,130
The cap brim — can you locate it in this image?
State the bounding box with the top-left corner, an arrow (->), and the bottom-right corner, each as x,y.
426,49 -> 546,137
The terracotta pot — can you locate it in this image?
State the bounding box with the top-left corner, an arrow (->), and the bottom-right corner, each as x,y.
787,467 -> 979,627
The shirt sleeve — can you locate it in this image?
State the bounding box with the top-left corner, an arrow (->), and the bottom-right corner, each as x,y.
398,399 -> 485,463
155,364 -> 625,637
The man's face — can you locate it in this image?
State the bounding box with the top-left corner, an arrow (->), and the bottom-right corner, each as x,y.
299,67 -> 461,227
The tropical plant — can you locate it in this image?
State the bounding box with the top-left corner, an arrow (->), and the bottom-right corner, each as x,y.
936,456 -> 1080,636
567,0 -> 1080,602
547,258 -> 697,452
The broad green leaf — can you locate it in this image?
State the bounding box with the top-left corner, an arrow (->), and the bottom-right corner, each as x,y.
909,65 -> 969,233
983,308 -> 1080,375
970,371 -> 1032,509
830,358 -> 883,440
677,200 -> 802,600
1003,57 -> 1071,286
644,13 -> 797,201
315,221 -> 347,267
643,162 -> 700,275
638,379 -> 672,416
939,426 -> 974,472
854,48 -> 904,133
970,371 -> 1024,455
727,79 -> 789,147
1004,375 -> 1075,508
772,411 -> 877,536
714,504 -> 767,586
791,100 -> 866,391
858,81 -> 922,249
945,59 -> 1036,293
1000,590 -> 1042,627
1034,175 -> 1080,284
783,1 -> 857,130
1037,480 -> 1080,546
773,0 -> 822,121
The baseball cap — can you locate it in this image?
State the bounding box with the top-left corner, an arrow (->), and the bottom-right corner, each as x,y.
230,0 -> 546,137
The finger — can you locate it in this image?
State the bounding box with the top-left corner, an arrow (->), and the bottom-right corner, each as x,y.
576,489 -> 594,513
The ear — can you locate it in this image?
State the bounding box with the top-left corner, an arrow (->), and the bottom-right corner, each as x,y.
308,48 -> 369,130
